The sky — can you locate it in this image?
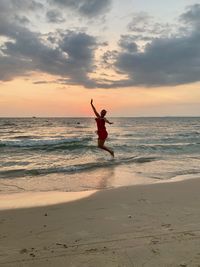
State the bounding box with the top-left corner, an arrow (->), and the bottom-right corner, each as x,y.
0,0 -> 200,117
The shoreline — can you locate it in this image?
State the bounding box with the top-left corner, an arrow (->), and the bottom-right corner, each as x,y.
0,171 -> 199,210
1,177 -> 200,266
0,162 -> 199,199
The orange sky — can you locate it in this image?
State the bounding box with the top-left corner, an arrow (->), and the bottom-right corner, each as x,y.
1,75 -> 200,117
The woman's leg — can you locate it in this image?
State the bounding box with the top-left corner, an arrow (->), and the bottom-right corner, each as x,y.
98,139 -> 114,157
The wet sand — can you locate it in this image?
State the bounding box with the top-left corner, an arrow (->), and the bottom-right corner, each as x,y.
1,178 -> 200,266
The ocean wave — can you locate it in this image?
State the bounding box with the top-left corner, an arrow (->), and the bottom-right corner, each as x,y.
11,135 -> 39,139
149,169 -> 200,180
176,131 -> 200,137
134,142 -> 200,153
0,143 -> 6,147
0,156 -> 158,178
0,137 -> 93,152
169,169 -> 200,179
0,122 -> 17,127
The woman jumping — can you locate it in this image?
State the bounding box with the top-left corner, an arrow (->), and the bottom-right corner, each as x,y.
90,99 -> 114,157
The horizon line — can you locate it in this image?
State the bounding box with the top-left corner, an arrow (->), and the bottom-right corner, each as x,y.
0,116 -> 200,118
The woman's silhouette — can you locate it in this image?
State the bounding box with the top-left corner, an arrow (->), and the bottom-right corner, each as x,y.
90,99 -> 114,157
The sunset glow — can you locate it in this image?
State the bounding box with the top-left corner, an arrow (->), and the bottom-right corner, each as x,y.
0,0 -> 200,117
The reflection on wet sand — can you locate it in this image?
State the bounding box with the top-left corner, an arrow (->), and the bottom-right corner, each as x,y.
0,190 -> 96,210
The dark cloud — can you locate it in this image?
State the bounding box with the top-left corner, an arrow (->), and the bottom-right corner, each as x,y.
128,12 -> 152,32
118,35 -> 138,53
92,4 -> 200,88
0,0 -> 99,87
49,0 -> 111,17
11,0 -> 43,10
60,32 -> 96,62
0,1 -> 43,80
124,34 -> 154,42
0,0 -> 43,36
1,1 -> 200,89
46,9 -> 65,23
58,31 -> 98,86
101,50 -> 118,69
0,0 -> 43,15
128,12 -> 173,38
33,80 -> 52,84
0,20 -> 98,87
113,26 -> 200,87
180,4 -> 200,27
14,15 -> 30,25
0,56 -> 33,81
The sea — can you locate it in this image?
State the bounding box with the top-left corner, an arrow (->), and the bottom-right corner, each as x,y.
0,117 -> 200,194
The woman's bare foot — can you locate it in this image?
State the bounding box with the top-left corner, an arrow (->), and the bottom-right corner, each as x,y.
110,150 -> 114,157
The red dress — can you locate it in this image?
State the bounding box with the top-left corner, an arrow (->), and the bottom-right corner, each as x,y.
95,117 -> 108,140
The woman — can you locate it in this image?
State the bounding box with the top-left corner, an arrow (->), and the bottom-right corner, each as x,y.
90,99 -> 114,157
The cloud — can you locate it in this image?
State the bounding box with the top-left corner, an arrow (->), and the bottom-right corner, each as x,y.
0,20 -> 98,87
101,50 -> 118,68
33,80 -> 53,84
0,1 -> 42,80
14,15 -> 30,25
46,9 -> 65,23
118,35 -> 138,53
58,31 -> 98,86
0,55 -> 33,81
0,0 -> 43,37
0,0 -> 99,87
112,20 -> 200,87
0,0 -> 43,15
1,1 -> 200,89
128,12 -> 152,33
49,0 -> 111,17
180,4 -> 200,27
128,12 -> 173,37
94,4 -> 200,88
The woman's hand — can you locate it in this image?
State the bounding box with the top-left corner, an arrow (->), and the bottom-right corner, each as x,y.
90,99 -> 100,117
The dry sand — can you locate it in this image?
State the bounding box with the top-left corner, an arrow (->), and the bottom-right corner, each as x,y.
1,178 -> 200,266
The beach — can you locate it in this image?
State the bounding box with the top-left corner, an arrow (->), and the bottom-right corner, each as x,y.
1,117 -> 200,266
1,177 -> 200,266
1,0 -> 200,264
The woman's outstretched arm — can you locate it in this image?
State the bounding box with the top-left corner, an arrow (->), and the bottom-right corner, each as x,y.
90,99 -> 100,118
104,118 -> 113,124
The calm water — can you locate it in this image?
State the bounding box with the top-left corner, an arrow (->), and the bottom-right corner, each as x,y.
0,117 -> 200,193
